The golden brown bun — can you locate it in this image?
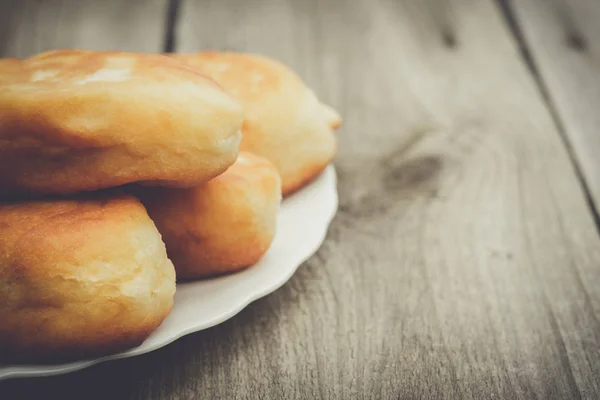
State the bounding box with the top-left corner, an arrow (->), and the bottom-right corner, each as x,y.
0,192 -> 176,362
139,152 -> 281,279
174,52 -> 342,195
0,50 -> 243,197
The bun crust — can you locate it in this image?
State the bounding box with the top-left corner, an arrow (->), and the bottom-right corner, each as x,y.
0,50 -> 243,196
174,52 -> 341,195
140,152 -> 282,279
0,193 -> 176,362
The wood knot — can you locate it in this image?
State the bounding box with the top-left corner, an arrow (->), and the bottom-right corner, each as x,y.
441,29 -> 457,49
566,33 -> 588,52
382,155 -> 443,192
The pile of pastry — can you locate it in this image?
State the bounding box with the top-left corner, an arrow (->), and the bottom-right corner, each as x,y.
0,50 -> 341,362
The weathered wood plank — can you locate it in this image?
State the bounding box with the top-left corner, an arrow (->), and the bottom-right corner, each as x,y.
506,0 -> 600,215
0,0 -> 169,58
1,0 -> 600,399
174,0 -> 600,398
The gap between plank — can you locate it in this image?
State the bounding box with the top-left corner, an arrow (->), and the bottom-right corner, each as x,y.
163,0 -> 181,53
496,0 -> 600,234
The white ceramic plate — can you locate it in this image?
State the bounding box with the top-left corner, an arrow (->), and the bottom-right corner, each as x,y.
0,166 -> 338,381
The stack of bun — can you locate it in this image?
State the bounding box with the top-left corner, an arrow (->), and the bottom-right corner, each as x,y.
0,49 -> 341,362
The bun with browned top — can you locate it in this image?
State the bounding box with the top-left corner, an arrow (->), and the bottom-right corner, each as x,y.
174,52 -> 341,195
0,192 -> 176,362
139,152 -> 281,279
0,49 -> 243,197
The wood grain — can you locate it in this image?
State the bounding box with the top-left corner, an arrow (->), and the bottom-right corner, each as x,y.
0,0 -> 169,58
1,0 -> 600,399
505,0 -> 600,215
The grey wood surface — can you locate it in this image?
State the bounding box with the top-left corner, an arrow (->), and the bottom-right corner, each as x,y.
506,0 -> 600,215
2,0 -> 600,399
0,0 -> 169,57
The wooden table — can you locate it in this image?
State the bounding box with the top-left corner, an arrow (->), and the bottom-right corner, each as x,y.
1,0 -> 600,398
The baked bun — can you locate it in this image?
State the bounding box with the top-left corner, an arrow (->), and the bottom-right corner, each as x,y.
0,49 -> 243,197
174,52 -> 341,195
0,192 -> 176,362
139,152 -> 281,279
